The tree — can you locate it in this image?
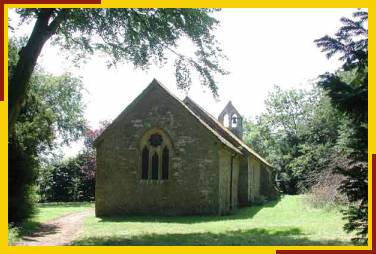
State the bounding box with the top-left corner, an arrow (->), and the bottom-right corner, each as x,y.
315,9 -> 368,244
37,121 -> 110,202
9,8 -> 227,130
76,120 -> 110,200
243,85 -> 342,195
8,38 -> 86,222
244,86 -> 318,193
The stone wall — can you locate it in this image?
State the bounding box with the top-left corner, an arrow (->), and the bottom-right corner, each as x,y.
238,157 -> 249,206
231,156 -> 240,210
218,148 -> 239,215
260,165 -> 278,200
239,155 -> 278,205
249,156 -> 261,202
95,84 -> 224,216
260,165 -> 271,197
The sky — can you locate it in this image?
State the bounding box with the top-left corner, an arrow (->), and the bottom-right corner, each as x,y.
8,8 -> 358,157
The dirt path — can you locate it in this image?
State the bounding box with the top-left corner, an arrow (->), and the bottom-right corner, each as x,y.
14,209 -> 94,246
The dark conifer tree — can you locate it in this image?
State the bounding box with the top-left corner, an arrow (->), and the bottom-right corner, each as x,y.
315,10 -> 368,245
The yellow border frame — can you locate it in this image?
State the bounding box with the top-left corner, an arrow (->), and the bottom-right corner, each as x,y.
1,1 -> 373,253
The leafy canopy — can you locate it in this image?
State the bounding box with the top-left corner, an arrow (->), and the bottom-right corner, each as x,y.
243,86 -> 341,194
8,38 -> 86,222
15,8 -> 228,96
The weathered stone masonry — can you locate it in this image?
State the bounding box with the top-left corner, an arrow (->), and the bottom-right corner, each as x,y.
94,79 -> 276,216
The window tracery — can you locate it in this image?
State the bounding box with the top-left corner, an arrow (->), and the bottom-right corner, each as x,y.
140,129 -> 172,181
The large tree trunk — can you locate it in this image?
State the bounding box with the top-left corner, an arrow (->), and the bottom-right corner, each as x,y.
8,9 -> 62,131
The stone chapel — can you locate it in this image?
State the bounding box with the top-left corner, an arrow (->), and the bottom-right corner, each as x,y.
94,79 -> 276,216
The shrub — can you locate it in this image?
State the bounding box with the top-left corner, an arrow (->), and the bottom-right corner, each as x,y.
38,155 -> 95,202
8,139 -> 38,223
307,169 -> 347,208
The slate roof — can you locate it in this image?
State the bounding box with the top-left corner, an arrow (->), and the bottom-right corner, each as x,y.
94,79 -> 271,167
183,97 -> 272,167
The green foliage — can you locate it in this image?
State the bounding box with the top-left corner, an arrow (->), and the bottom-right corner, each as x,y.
37,121 -> 110,202
244,85 -> 341,194
315,9 -> 368,245
8,139 -> 39,223
8,38 -> 86,223
243,120 -> 270,159
8,37 -> 21,79
38,157 -> 94,202
15,8 -> 227,96
13,72 -> 86,153
243,10 -> 368,244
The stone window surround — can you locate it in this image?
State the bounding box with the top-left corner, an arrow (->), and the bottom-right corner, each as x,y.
139,128 -> 173,183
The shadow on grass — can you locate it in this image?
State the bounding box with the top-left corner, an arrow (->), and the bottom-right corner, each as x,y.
11,221 -> 42,238
72,227 -> 352,246
97,197 -> 281,224
9,220 -> 60,245
20,223 -> 60,241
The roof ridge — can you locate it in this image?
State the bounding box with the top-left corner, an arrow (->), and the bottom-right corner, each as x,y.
183,97 -> 272,167
154,83 -> 243,155
94,79 -> 161,145
219,100 -> 242,119
95,79 -> 243,155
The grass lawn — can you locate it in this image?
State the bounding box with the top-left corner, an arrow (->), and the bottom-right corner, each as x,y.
73,195 -> 354,246
32,202 -> 94,222
8,202 -> 94,244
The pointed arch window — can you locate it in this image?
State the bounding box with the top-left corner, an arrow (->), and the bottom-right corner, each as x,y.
141,147 -> 149,180
231,114 -> 238,127
151,152 -> 159,180
162,147 -> 169,180
140,129 -> 172,181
